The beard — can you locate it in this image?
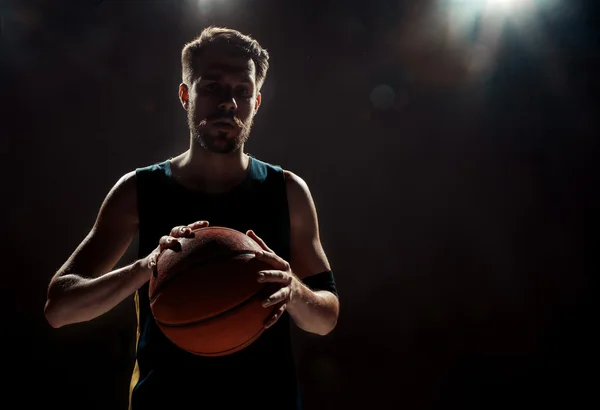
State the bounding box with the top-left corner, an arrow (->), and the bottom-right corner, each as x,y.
187,103 -> 254,154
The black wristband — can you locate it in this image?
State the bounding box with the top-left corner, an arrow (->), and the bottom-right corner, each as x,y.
301,270 -> 338,298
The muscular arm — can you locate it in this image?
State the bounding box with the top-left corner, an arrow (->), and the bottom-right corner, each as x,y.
44,171 -> 150,328
284,170 -> 339,336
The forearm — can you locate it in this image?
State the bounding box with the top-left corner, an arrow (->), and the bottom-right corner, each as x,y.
44,260 -> 150,328
287,282 -> 339,336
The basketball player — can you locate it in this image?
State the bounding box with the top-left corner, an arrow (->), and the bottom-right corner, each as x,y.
43,27 -> 339,409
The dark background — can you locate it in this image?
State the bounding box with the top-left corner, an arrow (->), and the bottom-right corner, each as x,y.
1,0 -> 597,409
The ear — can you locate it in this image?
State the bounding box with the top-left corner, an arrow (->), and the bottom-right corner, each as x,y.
179,83 -> 189,110
254,92 -> 262,112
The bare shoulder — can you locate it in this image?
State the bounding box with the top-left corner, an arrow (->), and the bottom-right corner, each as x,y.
283,169 -> 303,184
282,169 -> 330,276
283,169 -> 313,206
111,170 -> 137,196
52,170 -> 140,281
97,170 -> 139,229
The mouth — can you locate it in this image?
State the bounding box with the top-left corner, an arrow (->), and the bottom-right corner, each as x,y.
211,120 -> 236,129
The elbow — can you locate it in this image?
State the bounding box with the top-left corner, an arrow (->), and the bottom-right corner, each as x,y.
44,281 -> 71,328
44,298 -> 66,328
318,317 -> 338,336
297,315 -> 337,336
317,298 -> 340,336
44,303 -> 61,328
316,324 -> 335,336
314,309 -> 338,336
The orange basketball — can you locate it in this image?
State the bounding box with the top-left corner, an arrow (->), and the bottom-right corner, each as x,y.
149,226 -> 279,357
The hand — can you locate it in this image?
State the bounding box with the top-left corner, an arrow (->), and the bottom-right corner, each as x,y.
142,220 -> 209,272
247,230 -> 299,329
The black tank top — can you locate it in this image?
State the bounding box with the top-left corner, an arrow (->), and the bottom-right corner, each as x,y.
129,155 -> 301,410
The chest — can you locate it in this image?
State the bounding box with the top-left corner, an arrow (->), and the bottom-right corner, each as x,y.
137,178 -> 291,263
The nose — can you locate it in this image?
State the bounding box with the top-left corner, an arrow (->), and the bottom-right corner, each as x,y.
218,91 -> 238,113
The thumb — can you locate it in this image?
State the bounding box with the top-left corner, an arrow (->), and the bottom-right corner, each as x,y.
246,230 -> 273,253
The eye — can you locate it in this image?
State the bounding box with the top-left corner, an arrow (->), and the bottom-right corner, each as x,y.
204,82 -> 219,91
236,87 -> 251,97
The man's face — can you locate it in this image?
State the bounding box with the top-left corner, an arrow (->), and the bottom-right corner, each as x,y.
183,48 -> 261,154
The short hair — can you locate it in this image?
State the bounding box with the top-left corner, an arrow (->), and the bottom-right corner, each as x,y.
181,26 -> 270,90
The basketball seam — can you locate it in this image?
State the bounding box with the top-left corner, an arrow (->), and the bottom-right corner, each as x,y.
154,285 -> 267,328
149,251 -> 257,302
190,226 -> 243,235
184,326 -> 265,356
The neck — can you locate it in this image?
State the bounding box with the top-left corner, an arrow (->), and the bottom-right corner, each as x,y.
170,141 -> 250,194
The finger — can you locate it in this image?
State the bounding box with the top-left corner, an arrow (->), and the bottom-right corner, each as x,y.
264,303 -> 287,329
246,230 -> 274,253
263,287 -> 290,307
257,270 -> 291,284
188,220 -> 209,231
148,250 -> 161,269
170,225 -> 194,238
253,251 -> 289,271
159,235 -> 180,251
